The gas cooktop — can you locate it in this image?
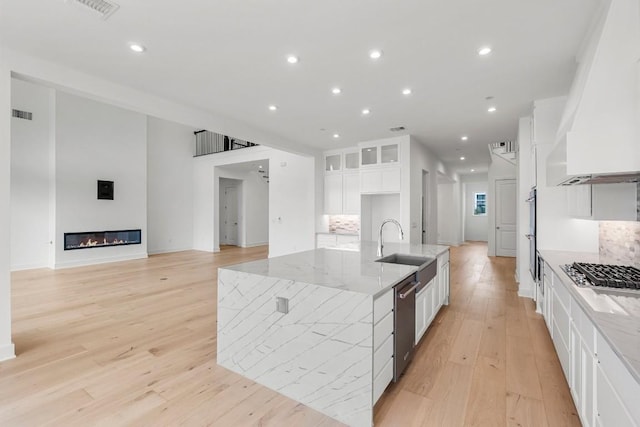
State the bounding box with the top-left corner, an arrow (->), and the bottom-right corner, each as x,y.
562,262 -> 640,295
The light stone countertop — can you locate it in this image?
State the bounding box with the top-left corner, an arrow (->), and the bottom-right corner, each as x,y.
316,231 -> 360,236
221,241 -> 450,298
539,250 -> 640,383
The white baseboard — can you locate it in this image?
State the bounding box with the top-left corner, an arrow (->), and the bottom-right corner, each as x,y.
54,253 -> 148,269
240,241 -> 269,248
147,247 -> 192,255
11,262 -> 48,272
0,343 -> 16,362
514,270 -> 520,283
518,283 -> 534,299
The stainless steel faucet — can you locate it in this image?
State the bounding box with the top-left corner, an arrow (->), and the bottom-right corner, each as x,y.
377,219 -> 404,257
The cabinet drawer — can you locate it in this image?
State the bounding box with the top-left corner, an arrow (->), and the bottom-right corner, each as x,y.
374,311 -> 393,350
553,322 -> 571,383
437,250 -> 450,266
373,356 -> 393,404
552,293 -> 571,348
553,277 -> 571,309
596,365 -> 636,427
373,333 -> 393,378
374,290 -> 393,324
596,332 -> 640,423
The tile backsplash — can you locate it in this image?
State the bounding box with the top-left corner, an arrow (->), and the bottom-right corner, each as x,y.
328,215 -> 360,234
599,221 -> 640,268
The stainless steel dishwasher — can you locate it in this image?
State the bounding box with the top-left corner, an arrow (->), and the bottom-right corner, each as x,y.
393,260 -> 438,381
393,274 -> 418,381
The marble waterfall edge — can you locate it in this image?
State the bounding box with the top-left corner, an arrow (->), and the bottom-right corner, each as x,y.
217,268 -> 374,427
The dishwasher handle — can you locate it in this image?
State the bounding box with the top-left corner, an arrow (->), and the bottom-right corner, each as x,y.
399,281 -> 421,299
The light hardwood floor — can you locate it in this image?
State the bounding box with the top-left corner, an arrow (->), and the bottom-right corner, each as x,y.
1,242 -> 579,426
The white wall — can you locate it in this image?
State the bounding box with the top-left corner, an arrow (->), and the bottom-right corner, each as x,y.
408,137 -> 458,245
193,145 -> 313,257
461,176 -> 489,242
0,48 -> 16,361
437,178 -> 463,246
516,116 -> 534,294
534,97 -> 599,254
147,116 -> 195,254
268,150 -> 315,257
54,91 -> 148,268
10,79 -> 52,270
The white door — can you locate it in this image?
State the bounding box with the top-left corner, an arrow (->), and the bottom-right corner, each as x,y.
223,186 -> 239,245
495,179 -> 517,257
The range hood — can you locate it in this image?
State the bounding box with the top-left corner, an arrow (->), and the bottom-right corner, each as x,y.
547,0 -> 640,186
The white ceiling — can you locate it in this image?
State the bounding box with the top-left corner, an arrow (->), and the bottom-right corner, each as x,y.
0,0 -> 599,174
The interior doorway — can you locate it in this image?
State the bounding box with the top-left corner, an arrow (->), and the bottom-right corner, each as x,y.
219,178 -> 241,246
495,178 -> 517,257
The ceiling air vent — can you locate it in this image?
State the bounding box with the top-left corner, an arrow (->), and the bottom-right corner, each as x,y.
12,109 -> 33,121
66,0 -> 120,20
389,126 -> 406,132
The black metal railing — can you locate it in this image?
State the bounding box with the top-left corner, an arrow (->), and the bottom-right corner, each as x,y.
194,130 -> 258,157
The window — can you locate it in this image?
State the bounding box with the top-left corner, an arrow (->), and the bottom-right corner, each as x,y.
473,192 -> 487,215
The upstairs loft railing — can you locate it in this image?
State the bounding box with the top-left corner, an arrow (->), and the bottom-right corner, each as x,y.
194,130 -> 258,157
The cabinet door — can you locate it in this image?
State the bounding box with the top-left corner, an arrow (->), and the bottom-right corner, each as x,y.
361,146 -> 378,166
361,170 -> 382,193
596,366 -> 635,427
570,321 -> 582,410
380,168 -> 401,192
324,174 -> 343,214
316,234 -> 337,248
344,151 -> 359,170
342,173 -> 360,214
580,340 -> 595,427
439,260 -> 450,305
325,153 -> 341,172
415,289 -> 427,344
380,144 -> 399,164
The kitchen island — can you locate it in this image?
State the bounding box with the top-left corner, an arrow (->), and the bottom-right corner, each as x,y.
217,241 -> 449,427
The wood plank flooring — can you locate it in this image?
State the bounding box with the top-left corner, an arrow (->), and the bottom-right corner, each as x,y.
1,242 -> 579,426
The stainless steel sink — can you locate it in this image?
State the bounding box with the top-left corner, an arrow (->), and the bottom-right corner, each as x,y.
375,253 -> 435,267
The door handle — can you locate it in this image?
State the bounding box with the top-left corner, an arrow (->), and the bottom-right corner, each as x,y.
525,234 -> 533,239
496,226 -> 500,229
399,281 -> 421,299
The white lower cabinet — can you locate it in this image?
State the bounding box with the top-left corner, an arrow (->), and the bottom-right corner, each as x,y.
415,280 -> 433,344
541,259 -> 639,427
415,251 -> 450,346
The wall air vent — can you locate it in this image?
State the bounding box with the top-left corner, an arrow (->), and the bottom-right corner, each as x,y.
389,126 -> 406,132
12,109 -> 33,121
66,0 -> 120,20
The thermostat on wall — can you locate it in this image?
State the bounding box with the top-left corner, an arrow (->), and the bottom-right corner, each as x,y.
97,180 -> 114,200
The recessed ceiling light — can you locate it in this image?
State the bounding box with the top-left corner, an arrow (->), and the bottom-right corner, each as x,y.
268,105 -> 277,111
369,49 -> 383,59
402,88 -> 412,95
333,133 -> 340,139
259,165 -> 263,169
460,156 -> 466,160
332,87 -> 341,95
129,43 -> 146,53
286,55 -> 299,64
362,108 -> 370,115
487,106 -> 497,113
461,136 -> 468,141
471,169 -> 475,172
478,46 -> 492,56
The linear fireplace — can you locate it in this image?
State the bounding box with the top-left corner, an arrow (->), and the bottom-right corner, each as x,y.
64,229 -> 142,251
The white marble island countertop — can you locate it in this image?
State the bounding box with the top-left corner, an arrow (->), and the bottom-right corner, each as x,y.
222,241 -> 450,298
539,250 -> 640,383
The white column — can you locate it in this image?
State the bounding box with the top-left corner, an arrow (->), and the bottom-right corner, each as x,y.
0,47 -> 16,361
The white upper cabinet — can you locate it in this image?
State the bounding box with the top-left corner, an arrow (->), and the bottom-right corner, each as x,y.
325,153 -> 341,173
360,141 -> 400,168
323,149 -> 360,214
